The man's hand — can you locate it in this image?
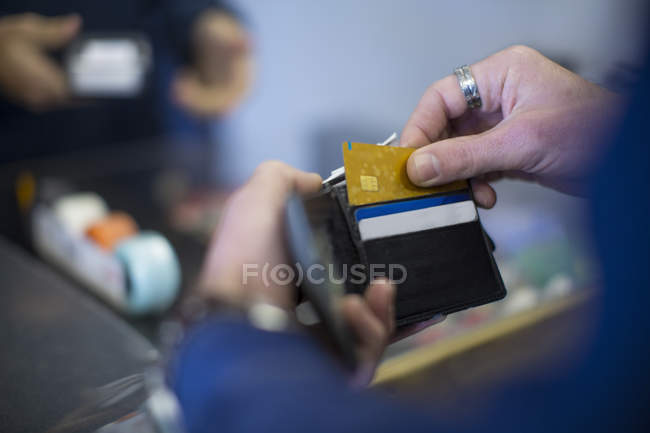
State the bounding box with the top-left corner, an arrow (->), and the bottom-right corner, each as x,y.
173,10 -> 252,117
198,161 -> 396,383
0,13 -> 80,111
401,45 -> 622,207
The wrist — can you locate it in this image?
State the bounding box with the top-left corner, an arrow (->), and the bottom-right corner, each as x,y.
176,287 -> 297,335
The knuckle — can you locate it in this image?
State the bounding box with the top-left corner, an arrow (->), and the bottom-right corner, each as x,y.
255,160 -> 288,176
505,44 -> 541,62
503,45 -> 544,79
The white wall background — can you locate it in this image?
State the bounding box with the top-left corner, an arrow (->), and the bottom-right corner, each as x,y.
214,0 -> 648,184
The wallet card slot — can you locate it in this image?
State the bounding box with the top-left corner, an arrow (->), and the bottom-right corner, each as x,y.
362,220 -> 506,327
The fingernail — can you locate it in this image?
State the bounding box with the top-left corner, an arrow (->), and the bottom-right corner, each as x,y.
411,152 -> 440,186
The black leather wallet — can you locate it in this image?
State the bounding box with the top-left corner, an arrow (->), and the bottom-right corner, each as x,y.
303,183 -> 506,329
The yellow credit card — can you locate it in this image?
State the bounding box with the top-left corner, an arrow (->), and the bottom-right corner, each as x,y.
342,141 -> 468,206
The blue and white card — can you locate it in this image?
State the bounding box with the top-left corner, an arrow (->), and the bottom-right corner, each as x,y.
355,193 -> 478,241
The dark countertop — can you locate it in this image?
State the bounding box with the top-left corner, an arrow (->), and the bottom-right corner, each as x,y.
0,237 -> 158,433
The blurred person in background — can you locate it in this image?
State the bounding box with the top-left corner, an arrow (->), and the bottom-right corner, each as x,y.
171,45 -> 648,432
0,1 -> 251,161
0,1 -> 252,241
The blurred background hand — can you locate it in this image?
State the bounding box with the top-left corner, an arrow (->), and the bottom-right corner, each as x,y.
0,13 -> 80,111
173,10 -> 252,117
401,45 -> 623,208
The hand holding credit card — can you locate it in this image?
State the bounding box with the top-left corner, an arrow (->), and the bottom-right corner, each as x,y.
298,138 -> 506,328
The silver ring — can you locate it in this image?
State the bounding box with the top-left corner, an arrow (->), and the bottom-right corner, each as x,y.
454,65 -> 482,109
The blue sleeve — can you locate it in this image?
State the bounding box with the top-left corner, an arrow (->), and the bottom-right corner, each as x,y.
170,317 -> 437,433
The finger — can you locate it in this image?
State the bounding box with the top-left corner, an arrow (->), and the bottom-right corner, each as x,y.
391,314 -> 446,343
246,161 -> 322,197
173,60 -> 251,117
173,73 -> 221,116
406,122 -> 529,186
364,279 -> 395,336
470,178 -> 497,209
17,13 -> 81,49
222,161 -> 321,234
172,71 -> 205,110
207,161 -> 321,254
30,54 -> 67,99
400,75 -> 463,148
341,295 -> 388,365
9,46 -> 68,110
197,11 -> 249,53
400,48 -> 510,148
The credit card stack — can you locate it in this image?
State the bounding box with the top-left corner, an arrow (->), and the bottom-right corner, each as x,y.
303,140 -> 506,328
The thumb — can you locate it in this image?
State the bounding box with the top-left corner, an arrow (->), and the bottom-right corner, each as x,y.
407,125 -> 519,186
20,14 -> 81,49
364,279 -> 395,335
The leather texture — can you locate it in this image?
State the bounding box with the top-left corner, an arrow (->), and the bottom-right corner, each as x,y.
304,185 -> 506,328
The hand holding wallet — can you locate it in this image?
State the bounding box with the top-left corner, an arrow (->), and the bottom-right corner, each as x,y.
301,140 -> 506,329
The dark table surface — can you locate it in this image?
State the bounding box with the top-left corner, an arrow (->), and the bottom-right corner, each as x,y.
0,237 -> 158,433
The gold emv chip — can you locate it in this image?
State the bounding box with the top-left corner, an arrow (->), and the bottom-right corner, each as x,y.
342,141 -> 468,206
359,175 -> 379,192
